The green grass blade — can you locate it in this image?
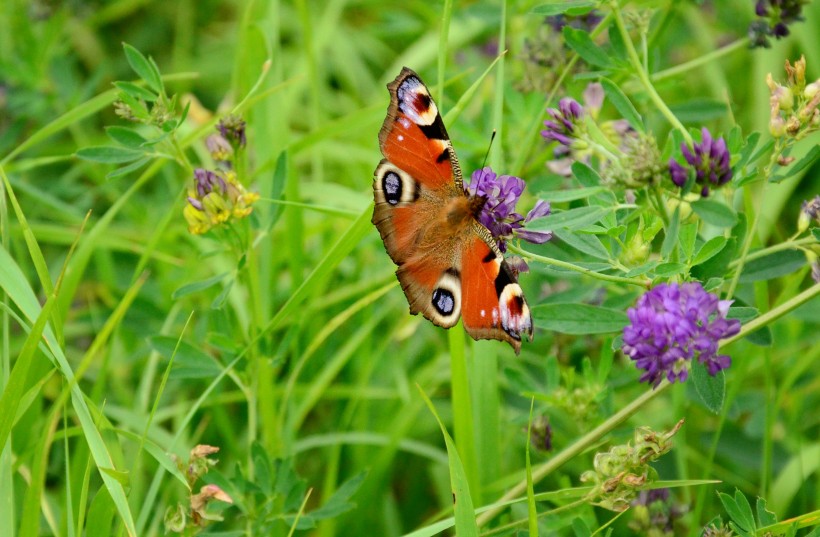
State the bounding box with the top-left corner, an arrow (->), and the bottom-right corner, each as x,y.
0,244 -> 138,536
417,385 -> 479,537
448,324 -> 480,505
525,398 -> 539,537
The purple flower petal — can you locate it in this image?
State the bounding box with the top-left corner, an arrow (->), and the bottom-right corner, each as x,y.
525,200 -> 551,221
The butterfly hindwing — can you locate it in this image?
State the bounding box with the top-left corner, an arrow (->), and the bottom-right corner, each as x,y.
460,230 -> 532,353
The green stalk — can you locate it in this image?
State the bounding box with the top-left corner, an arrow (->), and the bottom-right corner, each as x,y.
610,1 -> 691,143
651,38 -> 749,82
721,282 -> 820,348
508,244 -> 650,288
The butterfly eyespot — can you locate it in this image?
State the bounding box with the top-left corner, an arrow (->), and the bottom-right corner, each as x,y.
432,288 -> 455,315
374,162 -> 419,206
425,270 -> 461,326
383,172 -> 402,205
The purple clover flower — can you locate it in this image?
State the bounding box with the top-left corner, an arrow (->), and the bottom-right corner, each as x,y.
465,166 -> 552,252
667,128 -> 732,197
622,282 -> 741,388
541,98 -> 583,147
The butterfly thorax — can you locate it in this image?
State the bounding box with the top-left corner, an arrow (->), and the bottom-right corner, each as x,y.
444,195 -> 487,230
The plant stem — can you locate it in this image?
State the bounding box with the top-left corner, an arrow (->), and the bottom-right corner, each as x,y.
509,245 -> 650,288
476,382 -> 671,526
610,2 -> 691,144
720,282 -> 820,348
724,141 -> 785,298
727,236 -> 815,268
651,38 -> 749,82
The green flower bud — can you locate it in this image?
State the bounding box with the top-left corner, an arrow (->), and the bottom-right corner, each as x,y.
805,81 -> 820,100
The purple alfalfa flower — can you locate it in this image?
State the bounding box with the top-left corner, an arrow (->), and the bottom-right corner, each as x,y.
541,97 -> 583,147
749,0 -> 807,48
668,128 -> 733,197
545,11 -> 603,33
217,115 -> 247,148
801,195 -> 820,224
465,167 -> 552,252
193,168 -> 227,197
622,282 -> 741,388
668,160 -> 688,188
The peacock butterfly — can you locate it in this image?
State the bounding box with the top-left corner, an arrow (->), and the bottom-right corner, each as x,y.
372,67 -> 533,354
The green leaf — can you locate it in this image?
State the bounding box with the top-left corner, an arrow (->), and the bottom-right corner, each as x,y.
112,81 -> 157,102
211,277 -> 235,309
771,145 -> 820,183
76,146 -> 145,164
692,236 -> 728,265
309,471 -> 367,520
86,487 -> 116,537
691,362 -> 724,414
668,99 -> 727,122
527,206 -> 609,231
562,26 -> 612,68
756,497 -> 778,527
538,186 -> 608,202
532,304 -> 628,334
172,272 -> 231,299
106,157 -> 151,180
653,262 -> 686,277
114,88 -> 151,121
531,0 -> 598,16
571,161 -> 604,186
624,261 -> 658,277
738,249 -> 805,282
99,467 -> 130,487
148,336 -> 224,379
692,238 -> 736,281
105,126 -> 148,148
727,306 -> 758,323
600,78 -> 644,131
661,206 -> 680,257
732,489 -> 757,535
572,517 -> 593,537
122,43 -> 163,94
703,277 -> 723,291
679,222 -> 698,260
733,132 -> 761,170
553,229 -> 610,260
691,199 -> 738,228
607,24 -> 627,62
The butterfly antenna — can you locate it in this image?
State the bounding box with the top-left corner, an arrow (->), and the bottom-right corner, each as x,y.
480,129 -> 497,170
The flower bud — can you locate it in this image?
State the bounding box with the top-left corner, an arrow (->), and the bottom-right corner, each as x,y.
794,55 -> 806,87
622,234 -> 650,266
786,115 -> 801,134
769,115 -> 786,137
805,81 -> 820,100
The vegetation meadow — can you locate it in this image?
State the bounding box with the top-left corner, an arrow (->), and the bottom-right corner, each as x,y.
1,0 -> 819,536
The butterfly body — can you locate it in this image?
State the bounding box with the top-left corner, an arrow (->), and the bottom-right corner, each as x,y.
373,67 -> 533,353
